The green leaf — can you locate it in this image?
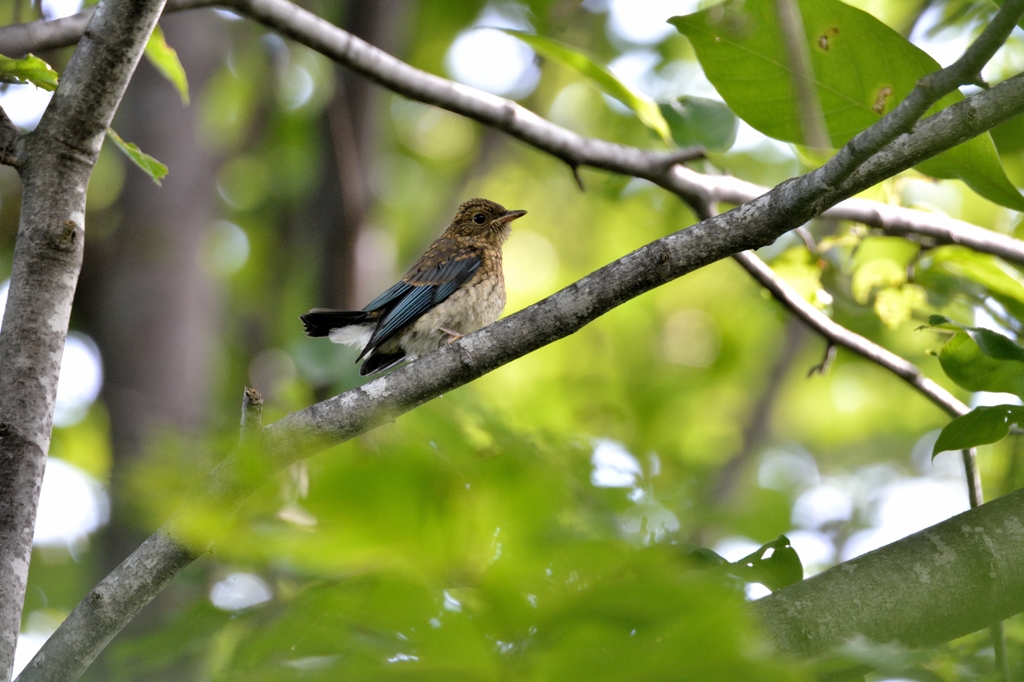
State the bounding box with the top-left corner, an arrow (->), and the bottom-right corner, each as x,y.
930,315 -> 1024,362
935,328 -> 1024,398
992,112 -> 1024,155
874,284 -> 925,329
106,128 -> 168,186
0,53 -> 58,91
499,29 -> 672,144
680,544 -> 729,568
727,534 -> 803,591
144,24 -> 189,105
659,96 -> 738,151
928,246 -> 1024,303
851,258 -> 906,304
933,405 -> 1024,456
670,0 -> 1024,211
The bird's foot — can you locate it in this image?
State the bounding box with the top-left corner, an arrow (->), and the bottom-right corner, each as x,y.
438,326 -> 464,344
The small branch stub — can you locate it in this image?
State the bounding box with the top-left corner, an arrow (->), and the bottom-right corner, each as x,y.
240,386 -> 263,446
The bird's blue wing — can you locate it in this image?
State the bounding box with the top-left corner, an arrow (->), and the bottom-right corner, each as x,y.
361,254 -> 481,356
363,280 -> 412,312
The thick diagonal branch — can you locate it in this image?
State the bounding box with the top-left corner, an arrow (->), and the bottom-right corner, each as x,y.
20,65 -> 1024,682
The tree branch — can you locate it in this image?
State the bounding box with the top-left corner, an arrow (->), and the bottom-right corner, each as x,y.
812,0 -> 1024,190
0,106 -> 22,168
669,167 -> 1024,267
732,250 -> 966,417
0,0 -> 213,55
4,3 -> 1024,268
21,63 -> 1024,680
0,0 -> 167,678
751,484 -> 1024,657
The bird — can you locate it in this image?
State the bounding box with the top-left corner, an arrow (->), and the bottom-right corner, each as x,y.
301,198 -> 527,376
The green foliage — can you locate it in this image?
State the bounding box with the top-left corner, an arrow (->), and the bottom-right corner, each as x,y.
660,96 -> 738,151
0,53 -> 58,91
933,405 -> 1024,455
931,315 -> 1024,396
125,405 -> 807,681
105,127 -> 169,185
500,29 -> 672,144
670,0 -> 1024,210
725,534 -> 803,591
144,24 -> 190,105
929,316 -> 1024,454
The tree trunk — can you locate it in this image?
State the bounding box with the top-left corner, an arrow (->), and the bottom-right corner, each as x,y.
75,9 -> 226,678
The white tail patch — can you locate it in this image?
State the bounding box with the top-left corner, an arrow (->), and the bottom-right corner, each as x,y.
328,325 -> 373,349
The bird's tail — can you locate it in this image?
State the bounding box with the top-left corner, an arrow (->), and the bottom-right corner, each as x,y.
300,308 -> 374,337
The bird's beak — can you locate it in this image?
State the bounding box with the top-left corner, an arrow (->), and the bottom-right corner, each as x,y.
494,209 -> 527,226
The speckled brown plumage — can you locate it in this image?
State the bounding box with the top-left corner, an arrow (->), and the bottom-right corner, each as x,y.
301,198 -> 526,375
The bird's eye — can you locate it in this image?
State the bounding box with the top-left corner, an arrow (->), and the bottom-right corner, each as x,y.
473,213 -> 486,224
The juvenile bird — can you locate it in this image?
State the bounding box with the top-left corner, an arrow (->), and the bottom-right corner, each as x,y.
301,198 -> 526,376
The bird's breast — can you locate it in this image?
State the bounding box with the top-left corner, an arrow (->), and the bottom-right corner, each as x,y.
399,268 -> 506,356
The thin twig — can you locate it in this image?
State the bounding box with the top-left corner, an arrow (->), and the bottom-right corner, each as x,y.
732,250 -> 967,418
807,342 -> 836,376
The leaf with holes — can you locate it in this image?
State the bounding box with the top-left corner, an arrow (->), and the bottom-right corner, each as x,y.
670,0 -> 1024,211
727,534 -> 803,591
933,405 -> 1024,457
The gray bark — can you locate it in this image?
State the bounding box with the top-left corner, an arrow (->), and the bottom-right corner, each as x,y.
0,0 -> 168,679
751,485 -> 1024,655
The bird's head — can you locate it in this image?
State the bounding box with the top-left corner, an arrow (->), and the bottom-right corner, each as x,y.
447,198 -> 527,243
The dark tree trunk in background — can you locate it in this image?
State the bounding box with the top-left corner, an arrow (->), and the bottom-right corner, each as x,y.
75,10 -> 227,678
315,0 -> 413,309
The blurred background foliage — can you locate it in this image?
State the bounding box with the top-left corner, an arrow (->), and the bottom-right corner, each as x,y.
6,0 -> 1024,679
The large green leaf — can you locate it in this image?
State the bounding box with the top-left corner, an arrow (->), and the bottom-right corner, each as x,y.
500,29 -> 672,144
933,404 -> 1024,456
930,316 -> 1024,398
0,53 -> 58,91
144,24 -> 189,105
670,0 -> 1024,211
660,96 -> 738,151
